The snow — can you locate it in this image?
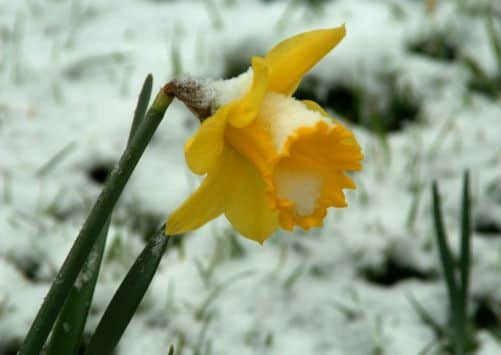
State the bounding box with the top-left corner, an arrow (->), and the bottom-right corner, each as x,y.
259,92 -> 330,151
1,0 -> 501,354
212,69 -> 253,109
274,168 -> 322,216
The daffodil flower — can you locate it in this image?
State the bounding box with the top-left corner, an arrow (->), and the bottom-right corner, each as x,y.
165,25 -> 363,243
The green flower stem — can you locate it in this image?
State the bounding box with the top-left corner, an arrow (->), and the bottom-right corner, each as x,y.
19,88 -> 173,355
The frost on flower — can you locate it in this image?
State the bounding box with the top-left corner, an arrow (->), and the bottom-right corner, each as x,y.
165,26 -> 363,243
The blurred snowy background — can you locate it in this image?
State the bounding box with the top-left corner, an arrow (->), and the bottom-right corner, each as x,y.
1,0 -> 501,354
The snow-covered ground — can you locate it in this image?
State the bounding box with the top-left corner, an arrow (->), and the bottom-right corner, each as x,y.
1,0 -> 501,354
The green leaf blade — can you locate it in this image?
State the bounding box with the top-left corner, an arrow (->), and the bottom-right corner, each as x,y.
458,171 -> 472,344
45,220 -> 109,355
487,14 -> 501,72
432,181 -> 458,304
19,77 -> 173,355
84,231 -> 169,355
128,74 -> 153,146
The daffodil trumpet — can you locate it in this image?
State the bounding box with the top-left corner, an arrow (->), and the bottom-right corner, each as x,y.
165,25 -> 363,243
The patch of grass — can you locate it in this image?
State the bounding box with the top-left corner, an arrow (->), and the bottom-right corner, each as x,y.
5,254 -> 45,283
408,33 -> 459,62
244,326 -> 274,350
360,254 -> 436,287
474,176 -> 501,236
411,172 -> 477,354
283,262 -> 306,292
464,14 -> 501,99
295,72 -> 421,133
63,52 -> 128,80
86,161 -> 114,185
0,338 -> 21,355
42,187 -> 85,222
325,83 -> 363,123
194,270 -> 253,321
115,199 -> 164,242
472,298 -> 501,335
474,215 -> 501,236
222,49 -> 253,79
194,229 -> 247,288
275,0 -> 328,30
465,57 -> 501,98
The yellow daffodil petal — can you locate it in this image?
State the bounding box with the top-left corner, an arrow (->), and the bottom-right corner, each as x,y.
225,94 -> 362,232
170,27 -> 364,239
228,56 -> 269,128
302,99 -> 344,127
222,147 -> 279,243
265,25 -> 346,95
274,120 -> 362,230
184,104 -> 231,175
166,160 -> 227,235
168,146 -> 279,241
301,100 -> 330,117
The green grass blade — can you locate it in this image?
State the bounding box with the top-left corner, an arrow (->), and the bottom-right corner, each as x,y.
432,182 -> 458,302
462,56 -> 489,80
84,230 -> 170,355
36,141 -> 77,177
19,84 -> 173,355
194,270 -> 253,321
407,294 -> 444,337
128,74 -> 153,146
45,219 -> 109,355
487,14 -> 501,71
203,0 -> 224,30
432,181 -> 465,354
458,171 -> 471,336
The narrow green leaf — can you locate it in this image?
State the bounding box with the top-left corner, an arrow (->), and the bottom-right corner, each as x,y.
42,74 -> 157,355
203,0 -> 224,30
36,141 -> 77,177
168,345 -> 175,355
45,219 -> 109,355
19,82 -> 173,355
407,294 -> 444,337
84,230 -> 170,355
462,57 -> 488,79
128,74 -> 153,146
171,36 -> 183,77
458,171 -> 471,331
416,339 -> 439,355
487,14 -> 501,71
195,270 -> 253,320
432,182 -> 458,302
432,181 -> 465,354
463,56 -> 499,96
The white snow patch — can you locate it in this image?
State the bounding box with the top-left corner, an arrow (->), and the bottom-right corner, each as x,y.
211,68 -> 253,109
258,92 -> 331,152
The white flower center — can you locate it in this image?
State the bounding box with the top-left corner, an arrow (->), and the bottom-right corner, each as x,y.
257,93 -> 334,217
274,167 -> 323,216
